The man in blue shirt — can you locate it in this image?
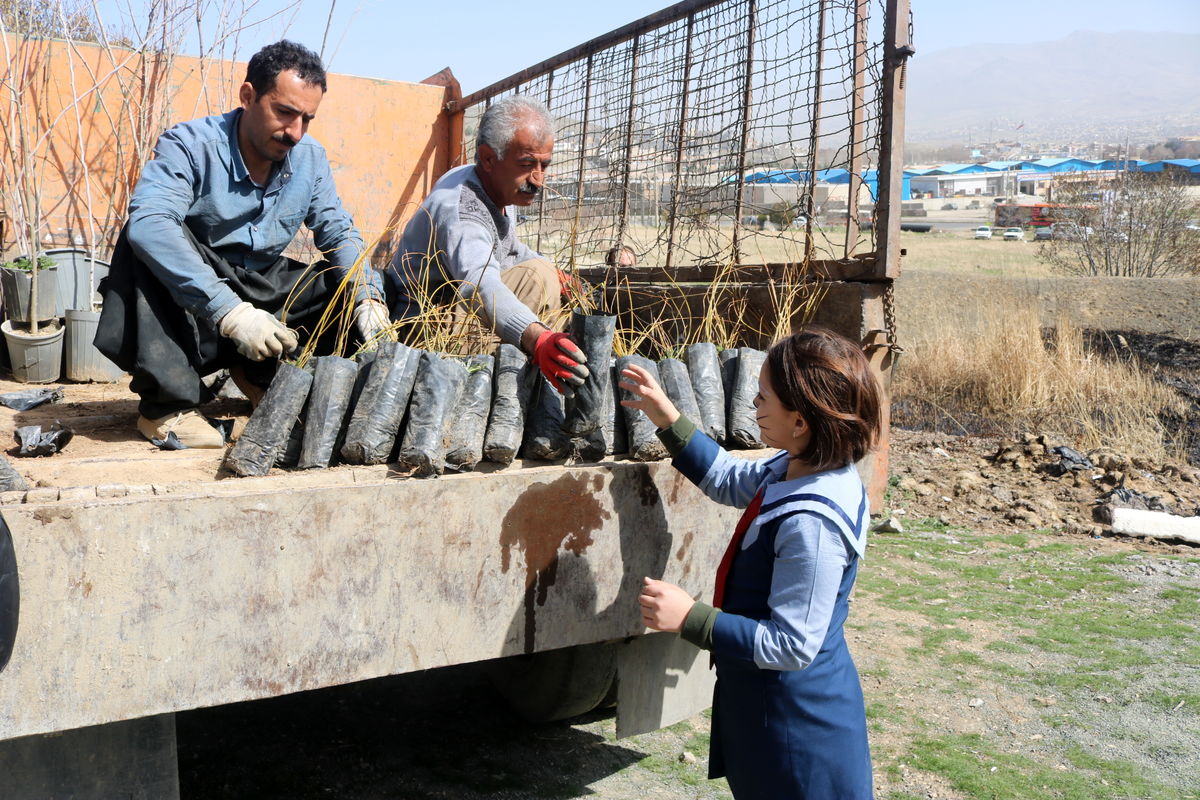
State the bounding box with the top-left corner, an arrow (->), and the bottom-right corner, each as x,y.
96,40 -> 390,447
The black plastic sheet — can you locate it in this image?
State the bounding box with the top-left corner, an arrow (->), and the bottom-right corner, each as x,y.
563,312 -> 616,445
397,352 -> 468,477
727,347 -> 766,449
14,423 -> 73,457
0,454 -> 26,492
521,375 -> 568,461
0,387 -> 63,411
445,354 -> 495,472
658,357 -> 702,428
225,362 -> 313,477
687,342 -> 726,442
297,356 -> 358,469
341,342 -> 421,465
616,354 -> 667,462
601,362 -> 627,456
483,344 -> 531,465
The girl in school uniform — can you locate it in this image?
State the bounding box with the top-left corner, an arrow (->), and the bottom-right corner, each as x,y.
620,327 -> 881,800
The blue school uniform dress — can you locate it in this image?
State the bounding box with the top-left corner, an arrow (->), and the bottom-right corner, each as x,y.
662,418 -> 873,800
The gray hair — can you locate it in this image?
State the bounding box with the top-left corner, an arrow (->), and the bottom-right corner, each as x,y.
476,95 -> 555,161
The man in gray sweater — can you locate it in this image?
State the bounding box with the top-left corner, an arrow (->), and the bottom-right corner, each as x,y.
387,96 -> 587,394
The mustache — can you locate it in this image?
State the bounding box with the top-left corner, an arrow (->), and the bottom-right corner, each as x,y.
517,181 -> 541,196
272,133 -> 298,148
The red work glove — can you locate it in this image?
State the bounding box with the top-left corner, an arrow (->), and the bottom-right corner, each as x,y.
533,330 -> 590,395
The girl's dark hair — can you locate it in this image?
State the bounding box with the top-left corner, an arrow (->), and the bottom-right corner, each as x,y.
765,326 -> 882,471
245,40 -> 327,96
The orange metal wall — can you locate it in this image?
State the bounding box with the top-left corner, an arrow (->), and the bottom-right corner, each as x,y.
0,34 -> 454,264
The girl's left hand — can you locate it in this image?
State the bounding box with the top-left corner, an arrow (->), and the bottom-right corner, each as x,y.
639,577 -> 696,633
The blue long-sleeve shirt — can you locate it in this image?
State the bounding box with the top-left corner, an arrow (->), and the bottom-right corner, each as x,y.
125,108 -> 382,324
662,417 -> 869,671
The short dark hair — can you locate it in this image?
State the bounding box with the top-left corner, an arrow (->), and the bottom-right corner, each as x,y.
765,326 -> 882,471
245,40 -> 327,96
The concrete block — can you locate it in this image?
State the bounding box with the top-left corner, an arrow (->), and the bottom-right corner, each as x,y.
95,484 -> 128,499
0,491 -> 26,505
57,487 -> 97,504
23,489 -> 59,504
616,632 -> 716,739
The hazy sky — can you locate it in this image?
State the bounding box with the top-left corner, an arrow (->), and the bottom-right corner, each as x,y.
94,0 -> 1200,93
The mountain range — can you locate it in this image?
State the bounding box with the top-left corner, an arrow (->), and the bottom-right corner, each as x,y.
904,30 -> 1200,144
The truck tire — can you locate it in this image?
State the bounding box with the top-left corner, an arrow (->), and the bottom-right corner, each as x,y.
0,514 -> 18,674
488,642 -> 618,722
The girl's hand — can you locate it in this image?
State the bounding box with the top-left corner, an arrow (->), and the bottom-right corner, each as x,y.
619,365 -> 680,429
639,577 -> 696,633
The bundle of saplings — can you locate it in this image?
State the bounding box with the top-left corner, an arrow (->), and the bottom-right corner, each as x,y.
226,362 -> 314,477
657,356 -> 702,429
521,374 -> 568,460
298,355 -> 358,469
615,354 -> 667,461
726,346 -> 766,448
563,312 -> 617,461
687,342 -> 726,442
341,341 -> 421,465
445,353 -> 495,471
397,352 -> 469,477
602,362 -> 628,456
483,344 -> 532,464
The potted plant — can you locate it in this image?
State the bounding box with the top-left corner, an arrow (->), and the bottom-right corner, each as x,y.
47,248 -> 123,382
0,254 -> 64,383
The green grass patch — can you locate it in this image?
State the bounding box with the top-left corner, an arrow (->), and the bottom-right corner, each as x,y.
906,733 -> 1182,800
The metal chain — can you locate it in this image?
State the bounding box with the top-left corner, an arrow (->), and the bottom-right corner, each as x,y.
883,280 -> 904,355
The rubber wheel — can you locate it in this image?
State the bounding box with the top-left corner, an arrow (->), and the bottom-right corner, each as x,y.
0,513 -> 18,674
488,642 -> 618,722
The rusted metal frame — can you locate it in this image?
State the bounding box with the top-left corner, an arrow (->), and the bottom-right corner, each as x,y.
616,35 -> 642,251
568,55 -> 595,269
803,0 -> 827,267
536,70 -> 555,254
842,0 -> 868,259
447,0 -> 728,112
731,0 -> 758,263
665,13 -> 697,269
874,0 -> 912,280
577,258 -> 881,285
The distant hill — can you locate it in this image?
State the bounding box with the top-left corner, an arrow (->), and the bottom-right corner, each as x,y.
905,30 -> 1200,144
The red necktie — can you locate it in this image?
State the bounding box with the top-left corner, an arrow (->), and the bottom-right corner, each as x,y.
713,487 -> 765,609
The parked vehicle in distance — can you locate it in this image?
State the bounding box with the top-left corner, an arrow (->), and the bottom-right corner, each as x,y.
941,202 -> 958,211
1003,227 -> 1024,241
973,226 -> 992,239
1034,227 -> 1053,241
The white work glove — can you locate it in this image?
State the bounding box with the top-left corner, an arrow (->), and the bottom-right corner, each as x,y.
353,299 -> 396,345
218,301 -> 299,361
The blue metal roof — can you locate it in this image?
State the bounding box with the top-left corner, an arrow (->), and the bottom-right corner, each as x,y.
928,163 -> 997,175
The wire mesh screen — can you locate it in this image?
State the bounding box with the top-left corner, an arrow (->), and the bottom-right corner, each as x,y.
460,0 -> 888,272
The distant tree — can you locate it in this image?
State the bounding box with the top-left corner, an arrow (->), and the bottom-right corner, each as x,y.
0,0 -> 102,42
1037,172 -> 1200,278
